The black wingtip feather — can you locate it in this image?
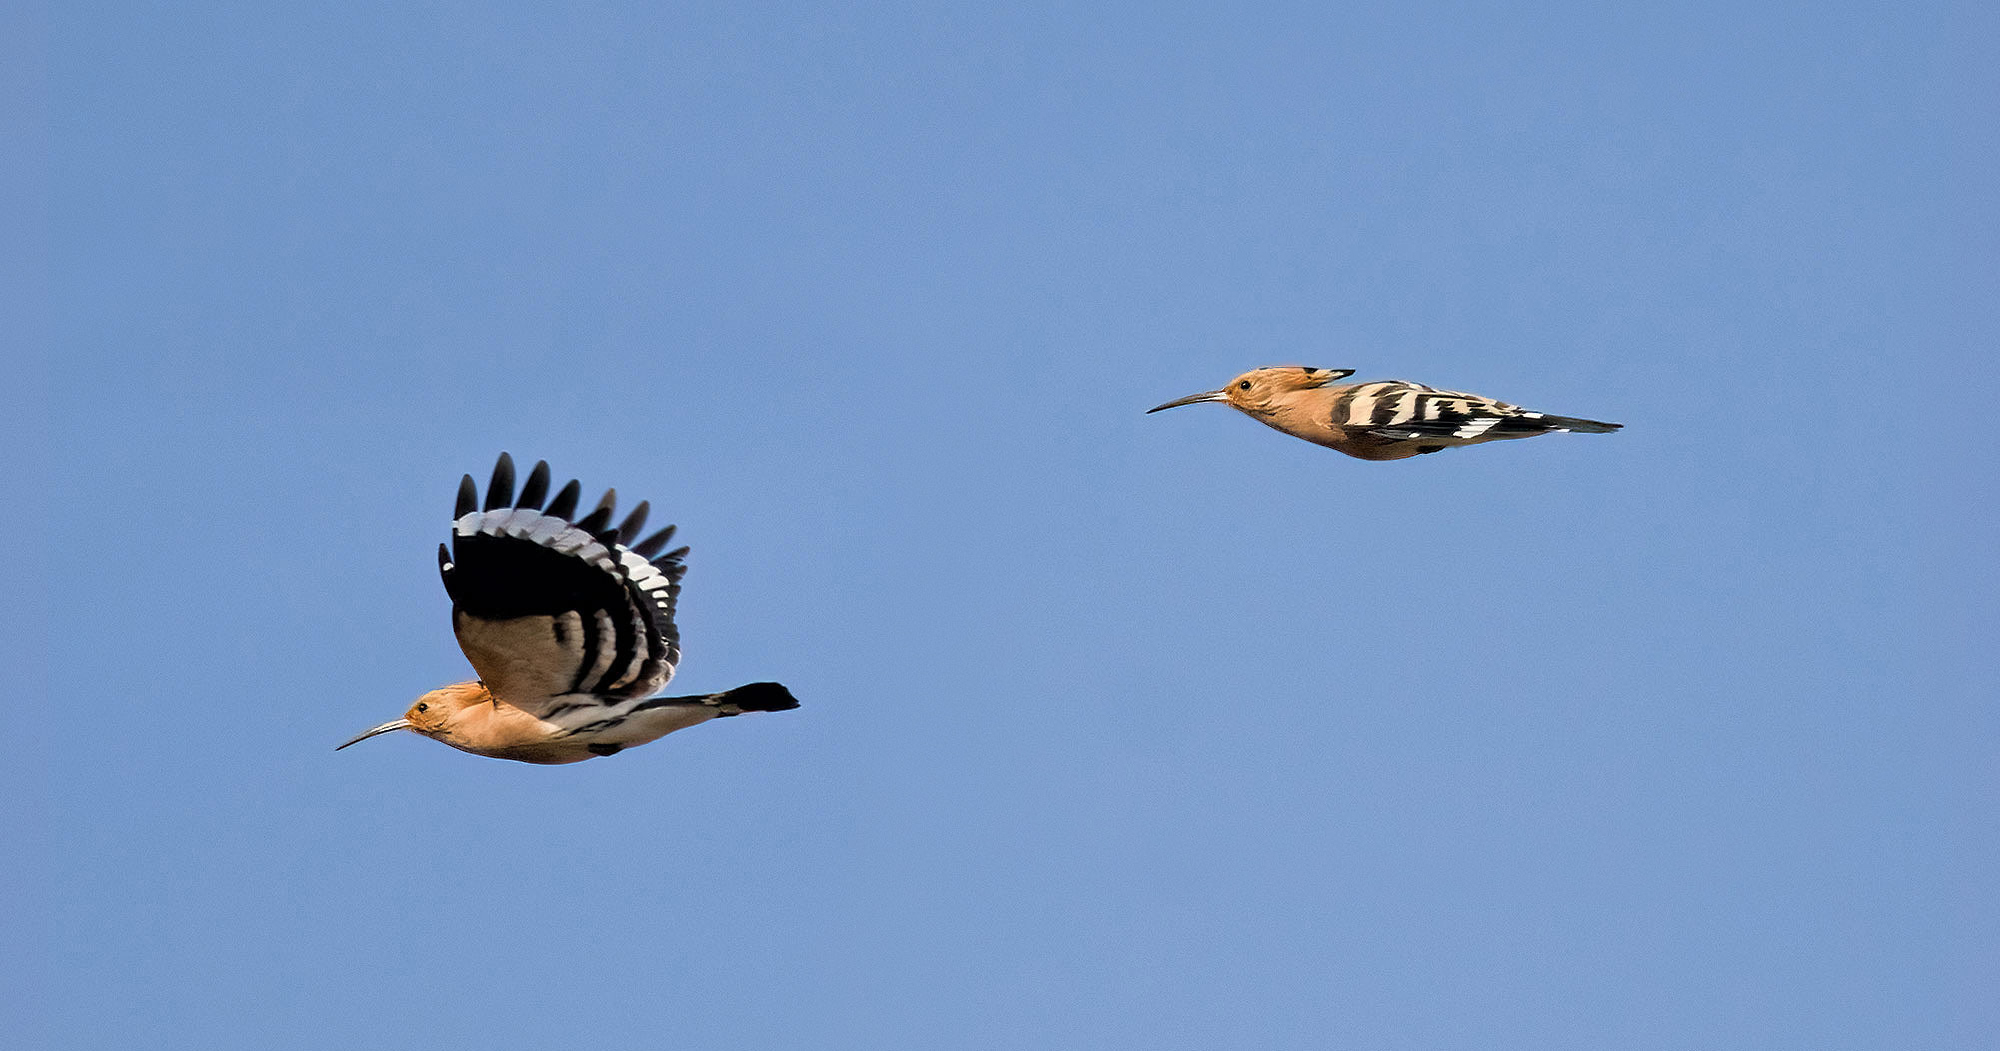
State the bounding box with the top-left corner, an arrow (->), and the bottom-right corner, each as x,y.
484,453 -> 516,511
545,479 -> 582,520
653,544 -> 690,569
516,460 -> 550,509
631,524 -> 678,558
577,493 -> 616,535
616,501 -> 650,544
455,475 -> 478,518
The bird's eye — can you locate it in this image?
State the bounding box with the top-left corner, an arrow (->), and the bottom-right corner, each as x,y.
1238,380 -> 1252,390
416,702 -> 429,713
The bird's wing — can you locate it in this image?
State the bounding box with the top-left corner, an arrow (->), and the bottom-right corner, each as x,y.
437,454 -> 688,718
1335,382 -> 1553,441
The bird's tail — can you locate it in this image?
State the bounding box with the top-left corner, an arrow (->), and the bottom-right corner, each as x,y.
1535,414 -> 1622,434
706,682 -> 801,716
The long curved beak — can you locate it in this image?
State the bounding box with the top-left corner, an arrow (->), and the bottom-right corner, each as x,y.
336,719 -> 413,751
1146,389 -> 1229,414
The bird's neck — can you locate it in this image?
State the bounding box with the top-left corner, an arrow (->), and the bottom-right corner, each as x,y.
1260,394 -> 1342,444
439,692 -> 549,753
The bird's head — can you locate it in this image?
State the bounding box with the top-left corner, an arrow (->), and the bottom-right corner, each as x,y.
336,681 -> 491,752
1146,366 -> 1354,416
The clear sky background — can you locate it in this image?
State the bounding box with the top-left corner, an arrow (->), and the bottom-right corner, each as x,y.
12,1 -> 1996,1048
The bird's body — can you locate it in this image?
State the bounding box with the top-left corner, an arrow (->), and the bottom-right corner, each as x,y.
339,454 -> 798,764
390,679 -> 795,765
1147,366 -> 1621,460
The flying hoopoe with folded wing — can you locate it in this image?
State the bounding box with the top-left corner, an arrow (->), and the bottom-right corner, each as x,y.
338,453 -> 798,764
1146,366 -> 1621,460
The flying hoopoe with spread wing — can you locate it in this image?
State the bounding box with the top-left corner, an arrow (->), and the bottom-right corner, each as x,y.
1147,366 -> 1621,460
338,453 -> 798,764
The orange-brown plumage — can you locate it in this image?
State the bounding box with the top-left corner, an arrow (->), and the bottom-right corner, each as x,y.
338,454 -> 798,765
1147,365 -> 1620,460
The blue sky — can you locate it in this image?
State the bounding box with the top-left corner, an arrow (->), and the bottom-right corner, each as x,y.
14,1 -> 1996,1047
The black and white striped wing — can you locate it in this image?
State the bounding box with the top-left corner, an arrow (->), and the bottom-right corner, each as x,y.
1335,381 -> 1619,444
437,454 -> 690,718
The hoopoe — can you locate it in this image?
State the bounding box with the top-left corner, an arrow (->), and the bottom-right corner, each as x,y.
1147,366 -> 1621,460
338,453 -> 798,764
